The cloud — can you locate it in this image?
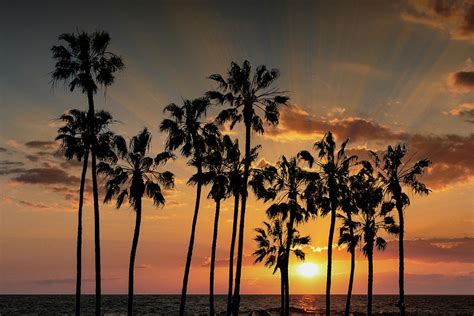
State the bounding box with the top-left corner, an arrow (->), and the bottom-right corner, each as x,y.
0,167 -> 27,175
0,160 -> 24,166
265,105 -> 406,143
0,147 -> 7,153
444,103 -> 474,123
11,167 -> 80,186
401,0 -> 474,42
24,140 -> 56,149
16,199 -> 51,210
266,105 -> 474,189
447,71 -> 474,93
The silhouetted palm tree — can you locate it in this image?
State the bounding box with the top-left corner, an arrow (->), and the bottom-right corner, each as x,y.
349,162 -> 399,315
55,109 -> 117,315
250,156 -> 316,315
338,180 -> 360,316
370,145 -> 430,315
298,132 -> 357,316
207,60 -> 289,314
51,30 -> 124,315
254,218 -> 310,316
160,97 -> 220,316
98,128 -> 175,316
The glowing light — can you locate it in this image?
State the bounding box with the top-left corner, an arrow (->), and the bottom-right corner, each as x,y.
297,262 -> 321,278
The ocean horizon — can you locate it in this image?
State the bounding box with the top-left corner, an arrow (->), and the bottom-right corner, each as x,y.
1,294 -> 473,315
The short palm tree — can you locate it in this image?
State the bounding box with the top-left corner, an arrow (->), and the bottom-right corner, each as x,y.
370,145 -> 430,315
207,60 -> 289,314
160,97 -> 220,316
337,181 -> 360,316
55,109 -> 117,315
51,30 -> 124,315
298,132 -> 357,316
349,162 -> 400,315
254,217 -> 310,316
250,156 -> 316,315
221,135 -> 260,315
98,128 -> 175,316
190,138 -> 232,315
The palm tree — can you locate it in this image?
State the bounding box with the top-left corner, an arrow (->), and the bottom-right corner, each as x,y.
254,218 -> 310,316
55,109 -> 117,315
51,30 -> 124,315
337,181 -> 360,316
98,128 -> 175,316
220,135 -> 260,315
250,156 -> 316,315
160,97 -> 220,315
349,162 -> 399,315
298,132 -> 357,316
370,145 -> 430,315
207,60 -> 289,314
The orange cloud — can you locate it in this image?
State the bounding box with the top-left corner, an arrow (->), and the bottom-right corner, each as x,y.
447,71 -> 474,93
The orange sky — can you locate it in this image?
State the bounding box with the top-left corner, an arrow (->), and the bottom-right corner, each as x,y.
1,0 -> 473,294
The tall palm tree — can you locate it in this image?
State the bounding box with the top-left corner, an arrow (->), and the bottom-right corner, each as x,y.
370,145 -> 430,315
298,132 -> 357,316
55,109 -> 117,315
254,218 -> 310,316
337,181 -> 360,316
207,60 -> 289,314
220,135 -> 260,315
250,156 -> 316,315
51,30 -> 124,315
349,162 -> 399,315
160,97 -> 220,315
98,128 -> 175,316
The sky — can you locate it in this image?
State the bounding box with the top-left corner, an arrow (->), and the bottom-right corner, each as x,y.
0,0 -> 473,295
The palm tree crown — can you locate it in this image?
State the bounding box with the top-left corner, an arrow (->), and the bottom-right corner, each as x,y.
51,30 -> 124,93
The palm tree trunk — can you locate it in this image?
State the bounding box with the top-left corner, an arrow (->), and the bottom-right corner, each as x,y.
284,204 -> 296,316
397,204 -> 405,316
210,199 -> 222,315
280,268 -> 285,316
128,198 -> 142,316
367,245 -> 374,316
227,193 -> 240,316
232,121 -> 251,315
75,150 -> 89,316
179,165 -> 203,316
344,214 -> 355,316
87,89 -> 101,316
326,206 -> 336,316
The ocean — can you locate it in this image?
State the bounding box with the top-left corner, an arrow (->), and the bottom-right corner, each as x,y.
1,294 -> 473,315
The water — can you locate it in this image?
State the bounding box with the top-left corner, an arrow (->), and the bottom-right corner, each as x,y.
1,295 -> 473,315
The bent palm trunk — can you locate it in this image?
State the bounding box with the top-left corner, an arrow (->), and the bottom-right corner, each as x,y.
210,199 -> 222,315
128,198 -> 142,316
87,89 -> 101,316
75,150 -> 89,316
227,193 -> 240,315
344,214 -> 355,316
232,122 -> 251,315
325,207 -> 336,316
367,245 -> 374,316
397,204 -> 405,315
179,166 -> 203,316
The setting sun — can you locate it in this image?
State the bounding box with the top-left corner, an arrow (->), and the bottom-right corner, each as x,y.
297,262 -> 321,278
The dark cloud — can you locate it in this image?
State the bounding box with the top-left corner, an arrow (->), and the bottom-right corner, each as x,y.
16,199 -> 51,210
24,140 -> 56,149
0,147 -> 7,153
0,160 -> 24,166
401,0 -> 474,42
444,103 -> 474,123
266,105 -> 406,143
0,167 -> 27,175
12,167 -> 80,186
267,105 -> 474,189
25,154 -> 39,162
448,71 -> 474,93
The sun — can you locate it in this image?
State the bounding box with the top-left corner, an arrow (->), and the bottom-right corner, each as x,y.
297,262 -> 321,278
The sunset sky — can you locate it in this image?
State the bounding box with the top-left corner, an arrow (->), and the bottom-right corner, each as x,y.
1,0 -> 473,295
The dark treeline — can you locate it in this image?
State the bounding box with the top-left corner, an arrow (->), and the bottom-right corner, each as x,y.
51,30 -> 431,316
